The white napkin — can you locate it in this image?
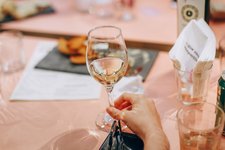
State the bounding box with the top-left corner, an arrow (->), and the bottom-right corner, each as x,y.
169,19 -> 216,72
114,75 -> 144,99
169,19 -> 216,98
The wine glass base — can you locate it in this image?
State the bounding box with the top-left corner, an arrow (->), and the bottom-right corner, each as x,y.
95,112 -> 114,132
95,111 -> 129,133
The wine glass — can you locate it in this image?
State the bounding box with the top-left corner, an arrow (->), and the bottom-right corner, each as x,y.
86,26 -> 128,131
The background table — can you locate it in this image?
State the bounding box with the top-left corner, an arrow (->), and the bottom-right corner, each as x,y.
1,0 -> 225,51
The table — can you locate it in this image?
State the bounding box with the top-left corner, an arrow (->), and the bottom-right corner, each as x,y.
1,0 -> 224,51
0,35 -> 224,150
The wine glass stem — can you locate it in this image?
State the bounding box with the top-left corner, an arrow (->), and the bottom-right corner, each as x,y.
106,86 -> 114,107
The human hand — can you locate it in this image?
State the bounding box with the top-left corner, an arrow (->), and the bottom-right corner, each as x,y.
106,93 -> 169,150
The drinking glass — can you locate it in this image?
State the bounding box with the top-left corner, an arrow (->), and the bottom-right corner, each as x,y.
89,0 -> 115,18
177,102 -> 225,150
117,0 -> 135,21
174,64 -> 212,105
0,30 -> 25,73
0,30 -> 24,124
86,26 -> 128,131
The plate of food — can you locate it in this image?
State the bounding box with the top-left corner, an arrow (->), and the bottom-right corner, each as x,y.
0,0 -> 55,23
35,36 -> 158,81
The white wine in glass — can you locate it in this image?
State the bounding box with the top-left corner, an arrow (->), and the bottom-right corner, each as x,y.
86,26 -> 128,131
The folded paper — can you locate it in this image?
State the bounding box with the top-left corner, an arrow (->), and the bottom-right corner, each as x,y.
169,19 -> 216,98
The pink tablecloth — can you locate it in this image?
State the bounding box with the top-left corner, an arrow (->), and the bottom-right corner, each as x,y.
0,36 -> 224,150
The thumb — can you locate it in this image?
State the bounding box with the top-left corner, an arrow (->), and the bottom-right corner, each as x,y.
106,107 -> 126,121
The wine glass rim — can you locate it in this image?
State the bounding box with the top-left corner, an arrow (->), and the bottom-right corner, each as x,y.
88,25 -> 122,40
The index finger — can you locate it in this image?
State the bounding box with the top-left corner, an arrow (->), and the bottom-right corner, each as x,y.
114,93 -> 138,109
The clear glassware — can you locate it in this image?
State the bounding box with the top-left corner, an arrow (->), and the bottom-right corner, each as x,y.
118,0 -> 135,21
86,26 -> 128,131
177,102 -> 224,150
0,31 -> 25,73
0,31 -> 25,125
89,0 -> 116,18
